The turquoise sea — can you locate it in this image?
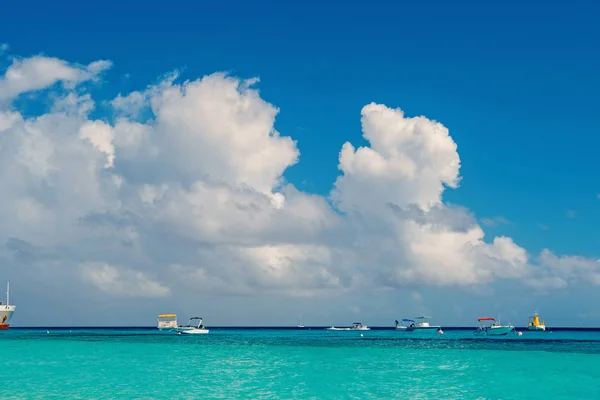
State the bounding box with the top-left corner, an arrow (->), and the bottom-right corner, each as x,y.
2,328 -> 600,399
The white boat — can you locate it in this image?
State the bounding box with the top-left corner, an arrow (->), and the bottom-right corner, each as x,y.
404,316 -> 443,333
177,317 -> 209,334
0,282 -> 16,330
157,313 -> 178,331
528,311 -> 546,331
475,317 -> 514,336
327,322 -> 370,331
394,319 -> 408,331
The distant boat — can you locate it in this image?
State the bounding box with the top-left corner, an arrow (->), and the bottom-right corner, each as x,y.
157,313 -> 178,331
404,316 -> 443,334
394,319 -> 410,331
528,311 -> 546,331
297,316 -> 305,328
327,322 -> 370,331
0,282 -> 16,330
177,317 -> 209,334
475,317 -> 514,336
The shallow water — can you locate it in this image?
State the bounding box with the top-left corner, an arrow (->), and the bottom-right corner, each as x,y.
2,328 -> 600,399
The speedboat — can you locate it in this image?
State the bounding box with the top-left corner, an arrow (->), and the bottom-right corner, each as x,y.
177,317 -> 209,334
327,322 -> 370,331
157,313 -> 178,331
528,311 -> 546,331
404,316 -> 443,334
395,319 -> 409,331
475,317 -> 514,336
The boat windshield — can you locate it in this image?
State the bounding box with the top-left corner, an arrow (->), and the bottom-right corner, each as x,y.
186,317 -> 204,328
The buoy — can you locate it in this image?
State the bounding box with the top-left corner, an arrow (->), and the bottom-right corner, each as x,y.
517,331 -> 522,336
438,329 -> 444,334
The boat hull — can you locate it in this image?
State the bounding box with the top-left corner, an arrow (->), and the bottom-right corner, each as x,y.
405,326 -> 442,333
0,305 -> 15,330
475,326 -> 514,336
488,326 -> 514,335
326,327 -> 370,331
180,329 -> 209,334
528,325 -> 546,331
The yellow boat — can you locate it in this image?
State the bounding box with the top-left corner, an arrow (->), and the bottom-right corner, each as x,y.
528,311 -> 546,331
157,313 -> 178,330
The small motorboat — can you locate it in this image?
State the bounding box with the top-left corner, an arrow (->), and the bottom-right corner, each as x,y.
327,322 -> 370,331
475,317 -> 514,336
394,319 -> 408,331
404,316 -> 443,334
157,313 -> 178,331
177,317 -> 209,334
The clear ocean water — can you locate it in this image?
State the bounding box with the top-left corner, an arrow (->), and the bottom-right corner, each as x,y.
2,328 -> 600,399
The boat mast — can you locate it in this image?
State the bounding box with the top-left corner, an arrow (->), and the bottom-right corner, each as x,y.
6,281 -> 9,305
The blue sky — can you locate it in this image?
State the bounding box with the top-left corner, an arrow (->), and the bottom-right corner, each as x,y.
1,0 -> 599,326
4,0 -> 598,256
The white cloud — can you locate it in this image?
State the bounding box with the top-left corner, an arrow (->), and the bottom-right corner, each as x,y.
110,91 -> 147,118
0,56 -> 112,102
0,51 -> 598,325
79,120 -> 115,168
536,250 -> 600,286
81,262 -> 170,298
52,93 -> 95,116
331,103 -> 460,214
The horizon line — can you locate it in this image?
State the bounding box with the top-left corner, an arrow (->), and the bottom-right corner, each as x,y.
8,325 -> 600,331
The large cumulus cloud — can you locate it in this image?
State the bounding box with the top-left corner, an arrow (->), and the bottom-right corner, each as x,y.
1,51 -> 599,325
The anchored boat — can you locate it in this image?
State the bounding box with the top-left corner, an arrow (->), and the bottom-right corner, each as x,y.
177,317 -> 209,334
0,282 -> 15,330
395,319 -> 410,331
157,314 -> 178,331
528,311 -> 546,331
404,316 -> 443,334
327,322 -> 370,331
475,317 -> 514,336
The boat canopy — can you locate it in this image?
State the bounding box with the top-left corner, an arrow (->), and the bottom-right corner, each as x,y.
415,316 -> 431,319
402,319 -> 415,323
158,314 -> 176,318
477,317 -> 496,321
